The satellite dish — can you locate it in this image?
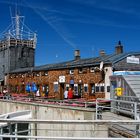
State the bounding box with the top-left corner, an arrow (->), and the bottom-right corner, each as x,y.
100,61 -> 104,71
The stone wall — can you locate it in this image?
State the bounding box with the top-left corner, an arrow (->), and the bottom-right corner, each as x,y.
0,39 -> 35,83
8,67 -> 105,99
10,46 -> 35,71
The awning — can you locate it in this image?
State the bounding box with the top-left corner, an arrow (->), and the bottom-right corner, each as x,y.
70,80 -> 74,84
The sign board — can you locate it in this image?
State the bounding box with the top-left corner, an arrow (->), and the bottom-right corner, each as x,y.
115,88 -> 123,96
59,76 -> 65,83
70,80 -> 74,84
127,56 -> 139,64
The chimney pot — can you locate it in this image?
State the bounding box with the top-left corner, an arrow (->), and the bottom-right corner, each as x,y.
99,50 -> 105,56
115,41 -> 123,54
74,50 -> 80,60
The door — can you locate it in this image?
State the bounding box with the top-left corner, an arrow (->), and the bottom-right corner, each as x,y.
60,83 -> 64,100
78,84 -> 83,98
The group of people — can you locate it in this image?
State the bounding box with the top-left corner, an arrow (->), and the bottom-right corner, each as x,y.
35,89 -> 49,97
2,86 -> 76,100
26,84 -> 49,98
64,87 -> 73,99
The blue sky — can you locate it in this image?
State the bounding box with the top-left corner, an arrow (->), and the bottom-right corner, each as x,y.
0,0 -> 140,66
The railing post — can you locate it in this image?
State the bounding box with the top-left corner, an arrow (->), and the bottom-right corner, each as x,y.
28,123 -> 31,140
8,122 -> 12,140
15,123 -> 17,140
0,128 -> 2,140
96,99 -> 98,120
134,102 -> 137,120
136,124 -> 140,138
85,102 -> 87,108
134,102 -> 140,138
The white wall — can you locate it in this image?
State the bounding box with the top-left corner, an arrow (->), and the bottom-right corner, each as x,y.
104,66 -> 113,99
0,100 -> 108,137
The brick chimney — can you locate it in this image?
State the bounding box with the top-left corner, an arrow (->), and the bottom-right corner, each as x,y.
74,50 -> 80,60
99,50 -> 105,56
115,41 -> 123,54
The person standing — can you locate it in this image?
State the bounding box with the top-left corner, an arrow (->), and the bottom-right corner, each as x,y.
36,89 -> 40,97
64,89 -> 68,99
68,88 -> 73,99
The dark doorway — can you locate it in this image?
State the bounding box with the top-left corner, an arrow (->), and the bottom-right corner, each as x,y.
90,83 -> 95,95
60,83 -> 64,100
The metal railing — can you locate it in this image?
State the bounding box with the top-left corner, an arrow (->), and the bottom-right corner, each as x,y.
0,119 -> 140,139
0,95 -> 100,108
0,135 -> 139,140
96,98 -> 140,120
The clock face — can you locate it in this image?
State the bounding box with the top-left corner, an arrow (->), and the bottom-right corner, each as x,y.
59,76 -> 65,83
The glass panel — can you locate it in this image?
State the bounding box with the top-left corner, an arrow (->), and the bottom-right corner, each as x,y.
95,86 -> 100,92
107,86 -> 110,92
84,86 -> 88,92
100,86 -> 104,92
54,84 -> 58,92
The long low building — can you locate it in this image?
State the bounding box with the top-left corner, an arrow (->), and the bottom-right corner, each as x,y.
5,41 -> 140,100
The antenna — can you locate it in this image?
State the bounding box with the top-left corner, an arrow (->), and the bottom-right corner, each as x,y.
0,5 -> 36,43
16,14 -> 20,39
9,7 -> 13,25
15,3 -> 18,38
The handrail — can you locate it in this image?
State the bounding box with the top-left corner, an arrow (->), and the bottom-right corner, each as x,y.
0,119 -> 140,124
0,134 -> 139,140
